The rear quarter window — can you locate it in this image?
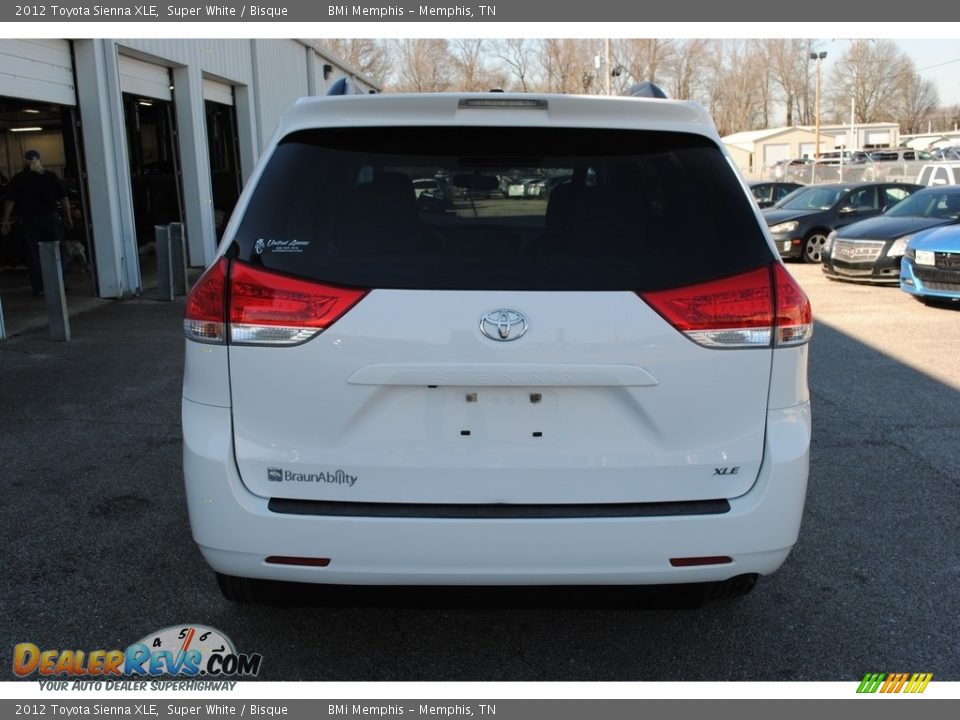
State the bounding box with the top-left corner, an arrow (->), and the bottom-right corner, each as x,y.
228,127 -> 774,292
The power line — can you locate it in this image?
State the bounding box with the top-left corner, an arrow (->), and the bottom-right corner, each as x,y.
916,56 -> 960,73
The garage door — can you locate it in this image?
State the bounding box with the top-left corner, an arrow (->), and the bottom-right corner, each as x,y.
866,130 -> 891,147
118,54 -> 171,101
0,39 -> 76,106
763,143 -> 790,167
202,78 -> 234,106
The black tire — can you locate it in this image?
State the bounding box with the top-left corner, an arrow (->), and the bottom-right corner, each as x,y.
216,573 -> 259,603
701,573 -> 759,602
651,574 -> 759,609
803,231 -> 830,264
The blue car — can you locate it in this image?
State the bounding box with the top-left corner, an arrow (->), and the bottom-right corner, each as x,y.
901,225 -> 960,304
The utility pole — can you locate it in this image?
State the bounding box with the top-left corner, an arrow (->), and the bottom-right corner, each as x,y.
810,50 -> 827,181
604,39 -> 611,95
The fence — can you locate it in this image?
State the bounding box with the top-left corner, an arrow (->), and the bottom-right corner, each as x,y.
777,160 -> 928,185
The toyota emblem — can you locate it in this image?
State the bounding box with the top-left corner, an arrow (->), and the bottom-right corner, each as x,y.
480,309 -> 528,341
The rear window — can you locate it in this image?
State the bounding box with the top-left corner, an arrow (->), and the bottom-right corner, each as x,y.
228,127 -> 773,291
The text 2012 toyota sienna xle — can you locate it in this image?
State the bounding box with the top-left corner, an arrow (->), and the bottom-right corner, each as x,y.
182,93 -> 812,603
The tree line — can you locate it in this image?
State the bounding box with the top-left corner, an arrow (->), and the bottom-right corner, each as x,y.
321,38 -> 957,138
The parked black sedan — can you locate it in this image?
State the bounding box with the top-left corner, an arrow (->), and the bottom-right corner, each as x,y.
761,182 -> 922,263
748,181 -> 804,208
821,185 -> 960,283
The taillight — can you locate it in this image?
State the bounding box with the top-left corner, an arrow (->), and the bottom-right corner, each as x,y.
639,264 -> 812,349
229,263 -> 367,345
183,257 -> 228,344
772,263 -> 813,346
183,259 -> 367,346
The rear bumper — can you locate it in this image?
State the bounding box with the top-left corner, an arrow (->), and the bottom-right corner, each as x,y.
183,399 -> 810,586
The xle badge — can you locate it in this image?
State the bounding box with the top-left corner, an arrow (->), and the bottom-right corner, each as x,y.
713,467 -> 740,476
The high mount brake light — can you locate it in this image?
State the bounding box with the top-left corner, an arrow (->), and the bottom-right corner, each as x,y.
639,264 -> 812,349
183,259 -> 368,346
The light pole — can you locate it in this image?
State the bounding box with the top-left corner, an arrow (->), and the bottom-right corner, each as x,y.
810,51 -> 827,181
604,38 -> 611,95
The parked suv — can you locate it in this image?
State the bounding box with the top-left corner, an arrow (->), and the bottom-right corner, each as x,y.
916,163 -> 960,187
182,93 -> 813,603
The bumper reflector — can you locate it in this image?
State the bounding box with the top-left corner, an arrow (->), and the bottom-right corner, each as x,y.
265,556 -> 331,567
669,556 -> 733,567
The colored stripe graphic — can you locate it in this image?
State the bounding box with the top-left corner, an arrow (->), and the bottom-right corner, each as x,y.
857,673 -> 885,693
881,673 -> 908,693
857,672 -> 932,694
905,673 -> 933,694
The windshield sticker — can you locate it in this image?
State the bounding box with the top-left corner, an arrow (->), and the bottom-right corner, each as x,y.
255,237 -> 311,255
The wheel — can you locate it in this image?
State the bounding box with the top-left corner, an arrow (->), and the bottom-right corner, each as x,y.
803,232 -> 829,263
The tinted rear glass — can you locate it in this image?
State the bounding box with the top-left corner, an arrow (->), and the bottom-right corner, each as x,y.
229,127 -> 773,291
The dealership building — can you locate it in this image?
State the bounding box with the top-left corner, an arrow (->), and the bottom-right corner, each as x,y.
0,39 -> 378,309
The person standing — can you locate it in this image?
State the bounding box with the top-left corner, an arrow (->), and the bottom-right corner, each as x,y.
1,149 -> 73,296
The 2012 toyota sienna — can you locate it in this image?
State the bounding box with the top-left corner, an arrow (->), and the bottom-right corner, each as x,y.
182,92 -> 813,603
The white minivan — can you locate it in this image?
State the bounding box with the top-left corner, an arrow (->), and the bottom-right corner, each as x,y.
182,93 -> 813,602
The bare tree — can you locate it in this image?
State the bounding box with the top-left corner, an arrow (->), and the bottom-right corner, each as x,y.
897,71 -> 941,135
537,39 -> 597,94
450,39 -> 491,91
760,39 -> 813,126
492,39 -> 535,92
390,39 -> 453,93
825,39 -> 905,124
319,39 -> 391,86
702,41 -> 768,136
663,39 -> 710,102
612,39 -> 676,94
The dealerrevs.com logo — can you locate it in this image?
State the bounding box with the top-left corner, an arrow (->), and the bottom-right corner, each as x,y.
13,625 -> 262,683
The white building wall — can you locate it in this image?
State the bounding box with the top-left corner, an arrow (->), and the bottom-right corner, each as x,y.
250,40 -> 311,150
72,39 -> 140,298
3,38 -> 379,300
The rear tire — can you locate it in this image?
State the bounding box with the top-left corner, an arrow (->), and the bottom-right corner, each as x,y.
652,574 -> 759,609
216,573 -> 259,603
701,573 -> 758,602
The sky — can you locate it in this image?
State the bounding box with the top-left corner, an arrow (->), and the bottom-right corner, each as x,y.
819,38 -> 960,107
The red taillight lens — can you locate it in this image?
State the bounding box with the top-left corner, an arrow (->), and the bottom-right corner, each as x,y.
183,257 -> 228,343
183,259 -> 367,346
639,267 -> 774,348
228,262 -> 367,346
772,263 -> 813,346
639,264 -> 812,349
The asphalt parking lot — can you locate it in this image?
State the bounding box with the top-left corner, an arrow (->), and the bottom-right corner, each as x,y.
1,263 -> 958,682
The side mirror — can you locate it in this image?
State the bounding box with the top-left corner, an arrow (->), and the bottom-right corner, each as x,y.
839,206 -> 857,215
